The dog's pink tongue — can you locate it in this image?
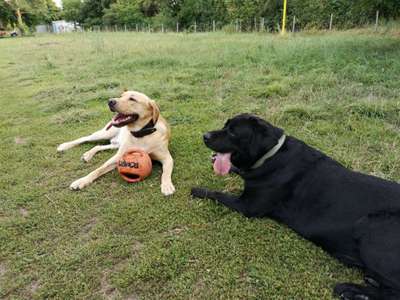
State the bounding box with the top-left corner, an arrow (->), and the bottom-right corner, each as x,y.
213,153 -> 231,176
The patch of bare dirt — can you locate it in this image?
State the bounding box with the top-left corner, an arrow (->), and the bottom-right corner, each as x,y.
19,207 -> 29,217
14,136 -> 27,145
100,271 -> 120,300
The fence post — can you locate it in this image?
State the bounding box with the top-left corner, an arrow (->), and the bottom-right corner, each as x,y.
260,17 -> 264,32
194,21 -> 197,33
235,19 -> 238,32
176,22 -> 179,32
329,13 -> 333,30
375,10 -> 379,31
213,20 -> 216,32
161,23 -> 164,33
115,25 -> 117,31
292,16 -> 296,32
124,24 -> 127,32
254,17 -> 257,32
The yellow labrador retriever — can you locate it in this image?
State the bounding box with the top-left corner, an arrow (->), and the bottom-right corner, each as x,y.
57,91 -> 175,196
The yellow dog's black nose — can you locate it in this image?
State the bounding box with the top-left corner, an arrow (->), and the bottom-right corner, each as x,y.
108,99 -> 117,111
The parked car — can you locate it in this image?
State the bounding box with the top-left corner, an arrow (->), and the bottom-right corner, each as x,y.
0,29 -> 18,38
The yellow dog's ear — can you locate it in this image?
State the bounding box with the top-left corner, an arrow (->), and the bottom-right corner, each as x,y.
149,100 -> 160,124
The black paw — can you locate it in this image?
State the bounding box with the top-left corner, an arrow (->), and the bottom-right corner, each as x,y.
334,283 -> 375,300
191,187 -> 211,199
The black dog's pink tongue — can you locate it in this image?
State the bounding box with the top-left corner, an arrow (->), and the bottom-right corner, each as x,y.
213,153 -> 231,176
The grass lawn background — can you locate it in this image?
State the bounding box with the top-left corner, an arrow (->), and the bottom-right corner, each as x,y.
1,29 -> 400,299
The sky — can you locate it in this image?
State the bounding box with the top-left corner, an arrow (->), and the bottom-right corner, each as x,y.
53,0 -> 62,8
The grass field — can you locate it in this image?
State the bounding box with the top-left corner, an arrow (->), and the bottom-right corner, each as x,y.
1,29 -> 400,299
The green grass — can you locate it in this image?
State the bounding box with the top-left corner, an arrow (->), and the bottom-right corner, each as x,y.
1,29 -> 400,299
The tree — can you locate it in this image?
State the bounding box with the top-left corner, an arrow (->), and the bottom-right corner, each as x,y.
103,0 -> 145,26
79,0 -> 114,26
0,1 -> 17,28
62,0 -> 82,27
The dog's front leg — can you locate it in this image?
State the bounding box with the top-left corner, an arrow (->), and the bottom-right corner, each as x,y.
70,153 -> 121,190
159,152 -> 175,196
191,188 -> 249,215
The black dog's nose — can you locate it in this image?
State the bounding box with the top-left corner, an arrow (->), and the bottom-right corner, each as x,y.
203,132 -> 211,143
108,99 -> 117,111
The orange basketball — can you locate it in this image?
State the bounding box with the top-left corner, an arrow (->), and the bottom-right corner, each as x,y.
117,149 -> 152,183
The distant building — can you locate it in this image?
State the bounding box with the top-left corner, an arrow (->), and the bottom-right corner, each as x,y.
35,24 -> 50,33
52,20 -> 75,33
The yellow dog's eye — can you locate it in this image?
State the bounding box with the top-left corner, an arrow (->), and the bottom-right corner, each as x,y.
129,96 -> 137,102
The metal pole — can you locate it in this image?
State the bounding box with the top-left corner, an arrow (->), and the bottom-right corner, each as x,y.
281,0 -> 287,34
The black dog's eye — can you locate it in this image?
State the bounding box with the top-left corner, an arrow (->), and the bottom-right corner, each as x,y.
129,96 -> 137,102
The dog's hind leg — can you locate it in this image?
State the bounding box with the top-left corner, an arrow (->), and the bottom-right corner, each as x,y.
334,212 -> 400,300
57,123 -> 118,152
81,144 -> 119,162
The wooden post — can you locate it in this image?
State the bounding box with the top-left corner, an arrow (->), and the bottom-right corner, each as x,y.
292,16 -> 296,32
213,20 -> 216,32
254,17 -> 257,32
260,17 -> 264,32
176,22 -> 179,32
194,21 -> 197,33
161,23 -> 164,33
135,24 -> 138,32
124,24 -> 127,32
375,10 -> 379,31
329,13 -> 333,30
235,19 -> 238,32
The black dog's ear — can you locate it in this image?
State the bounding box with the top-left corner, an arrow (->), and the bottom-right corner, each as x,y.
248,118 -> 283,159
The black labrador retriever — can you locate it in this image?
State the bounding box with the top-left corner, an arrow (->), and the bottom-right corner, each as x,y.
191,113 -> 400,300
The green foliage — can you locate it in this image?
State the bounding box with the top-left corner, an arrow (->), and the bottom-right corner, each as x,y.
103,0 -> 146,26
62,0 -> 82,24
0,0 -> 60,28
0,1 -> 17,28
63,0 -> 400,30
2,0 -> 399,30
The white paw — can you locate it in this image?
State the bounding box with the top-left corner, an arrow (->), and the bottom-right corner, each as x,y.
70,177 -> 91,190
81,151 -> 94,162
57,142 -> 72,152
161,182 -> 175,196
